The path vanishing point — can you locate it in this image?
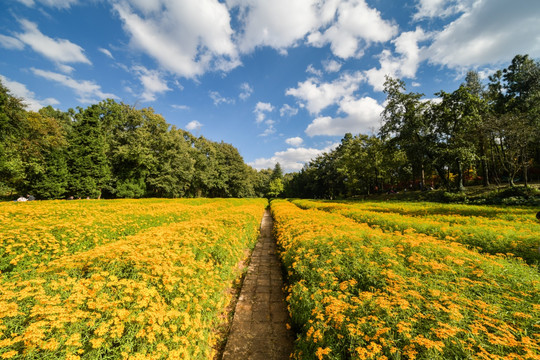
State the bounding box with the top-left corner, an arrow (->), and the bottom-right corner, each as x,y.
222,209 -> 295,360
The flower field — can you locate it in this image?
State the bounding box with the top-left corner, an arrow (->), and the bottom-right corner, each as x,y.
292,199 -> 540,264
272,199 -> 540,360
0,198 -> 267,359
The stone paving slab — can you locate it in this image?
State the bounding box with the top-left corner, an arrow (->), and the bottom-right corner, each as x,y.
222,209 -> 294,360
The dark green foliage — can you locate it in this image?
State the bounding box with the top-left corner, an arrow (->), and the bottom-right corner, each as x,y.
285,55 -> 540,199
68,105 -> 111,198
0,86 -> 260,199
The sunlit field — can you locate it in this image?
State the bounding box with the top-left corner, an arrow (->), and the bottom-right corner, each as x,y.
272,199 -> 540,360
2,198 -> 539,359
0,198 -> 267,360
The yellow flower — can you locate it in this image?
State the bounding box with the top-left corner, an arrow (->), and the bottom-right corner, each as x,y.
1,351 -> 18,359
90,337 -> 104,349
315,347 -> 331,360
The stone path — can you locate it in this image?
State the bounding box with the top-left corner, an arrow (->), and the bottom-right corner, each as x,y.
222,209 -> 294,360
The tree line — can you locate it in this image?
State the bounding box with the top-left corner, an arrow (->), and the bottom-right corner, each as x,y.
285,54 -> 540,199
2,54 -> 538,201
0,88 -> 285,200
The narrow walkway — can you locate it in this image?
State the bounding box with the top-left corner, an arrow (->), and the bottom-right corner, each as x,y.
222,209 -> 294,360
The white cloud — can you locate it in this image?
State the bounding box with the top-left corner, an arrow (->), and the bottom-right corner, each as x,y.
425,0 -> 540,68
0,35 -> 24,50
99,47 -> 114,59
186,120 -> 202,131
209,90 -> 235,106
229,0 -> 396,60
259,123 -> 276,137
16,0 -> 79,8
253,101 -> 274,123
249,143 -> 338,172
132,66 -> 171,102
323,59 -> 342,73
306,64 -> 322,77
0,74 -> 59,111
227,0 -> 325,53
239,82 -> 253,100
11,19 -> 91,65
280,104 -> 298,117
413,0 -> 472,20
113,0 -> 239,78
285,136 -> 303,147
171,104 -> 190,110
305,96 -> 383,136
56,63 -> 75,74
15,0 -> 35,5
31,68 -> 116,103
286,71 -> 364,114
365,27 -> 427,91
307,0 -> 397,59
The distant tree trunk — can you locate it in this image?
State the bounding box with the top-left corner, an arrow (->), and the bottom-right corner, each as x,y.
421,163 -> 425,190
480,137 -> 490,186
433,164 -> 449,189
523,156 -> 529,188
456,159 -> 465,191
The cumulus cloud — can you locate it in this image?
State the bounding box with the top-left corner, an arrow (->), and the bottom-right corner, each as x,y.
425,0 -> 540,68
6,19 -> 91,65
259,122 -> 276,137
132,65 -> 171,102
239,82 -> 253,100
323,59 -> 342,73
186,120 -> 202,131
305,96 -> 383,136
249,143 -> 338,172
253,101 -> 274,123
286,71 -> 364,114
113,0 -> 239,78
0,74 -> 59,111
31,68 -> 116,103
209,90 -> 235,106
227,0 -> 325,53
306,64 -> 322,77
307,0 -> 397,58
365,27 -> 427,91
280,104 -> 298,117
285,136 -> 303,147
229,0 -> 396,60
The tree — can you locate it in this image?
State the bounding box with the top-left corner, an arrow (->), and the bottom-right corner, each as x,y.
487,55 -> 540,186
21,111 -> 69,198
434,86 -> 485,191
254,168 -> 272,197
266,163 -> 284,198
464,71 -> 491,186
380,77 -> 446,189
68,105 -> 111,198
267,178 -> 284,198
0,79 -> 27,194
213,142 -> 254,197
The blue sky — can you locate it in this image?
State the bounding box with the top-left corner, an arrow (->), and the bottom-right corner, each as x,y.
1,0 -> 539,172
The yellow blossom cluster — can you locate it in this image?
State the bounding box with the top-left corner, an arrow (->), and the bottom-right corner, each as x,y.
0,198 -> 267,359
293,199 -> 540,264
272,199 -> 540,360
0,198 -> 240,276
